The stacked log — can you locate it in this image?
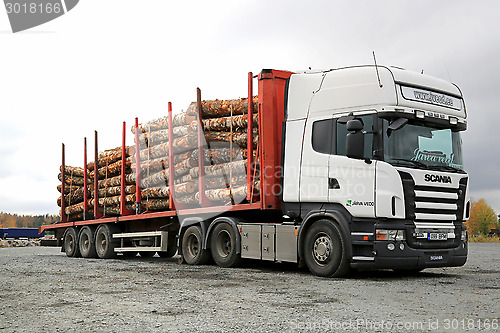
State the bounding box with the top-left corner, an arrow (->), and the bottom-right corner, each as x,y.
90,146 -> 135,216
132,96 -> 261,210
133,111 -> 197,211
193,97 -> 261,205
58,96 -> 261,220
57,146 -> 138,219
57,166 -> 91,220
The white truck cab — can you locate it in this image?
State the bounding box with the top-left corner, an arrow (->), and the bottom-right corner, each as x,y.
283,65 -> 468,272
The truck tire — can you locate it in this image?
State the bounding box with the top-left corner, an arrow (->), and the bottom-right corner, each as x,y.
78,226 -> 97,258
139,251 -> 155,258
64,227 -> 81,258
95,224 -> 118,259
210,222 -> 241,268
303,219 -> 350,277
182,226 -> 211,265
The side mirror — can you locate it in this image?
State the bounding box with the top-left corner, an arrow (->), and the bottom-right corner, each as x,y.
387,118 -> 408,137
346,119 -> 363,131
346,119 -> 364,159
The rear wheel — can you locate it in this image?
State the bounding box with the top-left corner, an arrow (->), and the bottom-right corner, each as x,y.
64,227 -> 81,258
210,223 -> 241,268
303,219 -> 350,277
95,224 -> 118,259
78,226 -> 97,258
182,226 -> 211,265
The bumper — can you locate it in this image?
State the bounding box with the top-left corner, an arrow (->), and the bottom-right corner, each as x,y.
350,240 -> 468,270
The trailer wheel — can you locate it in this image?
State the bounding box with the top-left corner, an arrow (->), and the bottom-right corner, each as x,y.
182,226 -> 211,265
95,224 -> 118,259
64,227 -> 81,258
210,223 -> 241,268
303,219 -> 350,277
78,226 -> 97,258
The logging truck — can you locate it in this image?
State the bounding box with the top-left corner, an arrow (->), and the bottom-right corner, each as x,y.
41,66 -> 470,277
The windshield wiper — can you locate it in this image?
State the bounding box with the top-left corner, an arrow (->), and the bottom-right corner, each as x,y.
428,165 -> 465,173
389,158 -> 428,168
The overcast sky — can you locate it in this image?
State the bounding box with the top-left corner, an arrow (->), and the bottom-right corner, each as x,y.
1,0 -> 499,215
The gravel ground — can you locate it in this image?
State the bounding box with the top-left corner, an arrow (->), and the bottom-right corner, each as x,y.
0,244 -> 498,332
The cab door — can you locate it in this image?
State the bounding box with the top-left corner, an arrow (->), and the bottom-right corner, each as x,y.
299,116 -> 334,203
328,114 -> 376,218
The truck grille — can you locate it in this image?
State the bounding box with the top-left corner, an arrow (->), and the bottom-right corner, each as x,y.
399,172 -> 467,223
399,172 -> 468,249
414,185 -> 458,221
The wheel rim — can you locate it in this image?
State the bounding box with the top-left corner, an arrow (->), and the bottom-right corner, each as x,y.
81,232 -> 90,252
66,233 -> 75,253
312,233 -> 332,265
96,230 -> 106,254
186,234 -> 200,258
215,230 -> 231,259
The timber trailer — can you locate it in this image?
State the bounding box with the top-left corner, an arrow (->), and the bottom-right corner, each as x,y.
41,66 -> 470,277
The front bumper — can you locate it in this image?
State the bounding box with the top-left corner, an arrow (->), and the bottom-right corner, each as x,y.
351,240 -> 467,270
350,220 -> 468,270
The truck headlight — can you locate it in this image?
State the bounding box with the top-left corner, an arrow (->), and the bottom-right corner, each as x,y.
376,229 -> 405,241
461,230 -> 467,241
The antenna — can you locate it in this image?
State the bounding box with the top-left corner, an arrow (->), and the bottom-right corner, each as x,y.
372,51 -> 383,88
442,60 -> 453,82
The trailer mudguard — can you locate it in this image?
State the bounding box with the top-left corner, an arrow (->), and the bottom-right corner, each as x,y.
178,217 -> 208,249
204,216 -> 244,254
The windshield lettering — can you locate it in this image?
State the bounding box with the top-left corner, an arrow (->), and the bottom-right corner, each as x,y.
411,148 -> 462,169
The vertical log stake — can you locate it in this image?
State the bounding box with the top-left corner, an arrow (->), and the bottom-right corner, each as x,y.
60,143 -> 67,222
134,117 -> 142,214
167,102 -> 176,210
93,131 -> 103,219
120,121 -> 134,216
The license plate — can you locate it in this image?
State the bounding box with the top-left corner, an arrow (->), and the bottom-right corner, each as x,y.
428,233 -> 447,241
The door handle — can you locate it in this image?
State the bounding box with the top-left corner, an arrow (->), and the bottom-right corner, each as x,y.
328,178 -> 340,189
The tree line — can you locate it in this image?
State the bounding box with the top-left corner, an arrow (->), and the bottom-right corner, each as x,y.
465,199 -> 499,235
0,212 -> 59,229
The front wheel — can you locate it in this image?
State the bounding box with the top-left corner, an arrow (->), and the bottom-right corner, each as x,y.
303,219 -> 350,277
210,222 -> 241,268
181,226 -> 211,265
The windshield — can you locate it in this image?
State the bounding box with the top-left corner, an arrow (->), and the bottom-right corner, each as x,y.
383,120 -> 464,172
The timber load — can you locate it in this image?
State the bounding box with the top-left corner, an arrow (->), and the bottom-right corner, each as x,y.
133,96 -> 260,210
57,166 -> 87,209
58,96 -> 261,220
58,146 -> 138,220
